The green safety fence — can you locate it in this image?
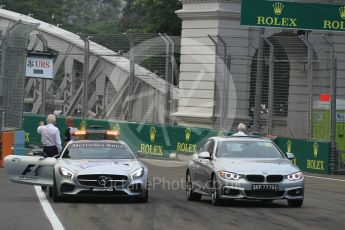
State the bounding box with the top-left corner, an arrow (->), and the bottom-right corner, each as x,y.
23,114 -> 233,158
23,114 -> 330,174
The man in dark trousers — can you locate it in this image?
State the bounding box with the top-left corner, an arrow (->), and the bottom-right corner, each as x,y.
37,114 -> 62,191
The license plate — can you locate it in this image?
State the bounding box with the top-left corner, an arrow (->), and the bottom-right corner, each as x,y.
92,188 -> 114,192
252,184 -> 279,191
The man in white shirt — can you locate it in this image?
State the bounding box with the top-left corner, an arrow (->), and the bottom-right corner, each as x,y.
37,114 -> 62,157
232,123 -> 247,136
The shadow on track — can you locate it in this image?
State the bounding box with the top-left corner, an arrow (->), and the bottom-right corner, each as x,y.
198,198 -> 290,208
49,196 -> 148,204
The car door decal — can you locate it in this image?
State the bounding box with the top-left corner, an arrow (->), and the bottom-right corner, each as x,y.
19,164 -> 40,181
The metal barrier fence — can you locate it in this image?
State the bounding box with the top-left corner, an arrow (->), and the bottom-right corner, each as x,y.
208,33 -> 345,173
209,34 -> 336,138
0,109 -> 4,130
0,24 -> 344,173
2,28 -> 338,142
0,22 -> 37,130
21,33 -> 179,126
336,58 -> 345,171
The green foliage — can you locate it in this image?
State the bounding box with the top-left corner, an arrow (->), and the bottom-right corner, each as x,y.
0,0 -> 64,25
61,0 -> 121,34
120,0 -> 182,36
0,0 -> 182,35
0,0 -> 122,34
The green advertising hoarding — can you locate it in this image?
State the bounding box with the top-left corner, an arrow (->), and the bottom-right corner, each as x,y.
23,114 -> 330,174
22,114 -> 227,158
241,0 -> 345,32
274,137 -> 330,174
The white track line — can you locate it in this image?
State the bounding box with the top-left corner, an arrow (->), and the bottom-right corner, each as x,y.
305,175 -> 345,182
34,186 -> 65,230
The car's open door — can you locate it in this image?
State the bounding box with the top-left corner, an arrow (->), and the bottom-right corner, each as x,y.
4,155 -> 56,186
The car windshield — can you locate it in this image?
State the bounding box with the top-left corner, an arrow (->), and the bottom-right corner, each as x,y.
61,142 -> 134,159
216,140 -> 284,158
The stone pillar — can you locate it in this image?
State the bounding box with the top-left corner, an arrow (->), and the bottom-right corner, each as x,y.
173,0 -> 251,128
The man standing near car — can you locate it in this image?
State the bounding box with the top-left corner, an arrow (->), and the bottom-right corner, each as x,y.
37,114 -> 62,157
64,116 -> 78,145
232,123 -> 248,136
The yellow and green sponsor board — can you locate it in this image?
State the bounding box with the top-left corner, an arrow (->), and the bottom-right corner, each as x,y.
23,114 -> 330,174
241,0 -> 345,32
274,137 -> 330,174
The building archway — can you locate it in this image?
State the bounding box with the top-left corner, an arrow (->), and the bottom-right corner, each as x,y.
249,32 -> 319,137
249,35 -> 290,118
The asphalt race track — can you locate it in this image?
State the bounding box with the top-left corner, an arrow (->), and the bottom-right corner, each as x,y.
1,159 -> 345,230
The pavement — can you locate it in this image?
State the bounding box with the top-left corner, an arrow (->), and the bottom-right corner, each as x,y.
0,168 -> 53,230
1,159 -> 345,230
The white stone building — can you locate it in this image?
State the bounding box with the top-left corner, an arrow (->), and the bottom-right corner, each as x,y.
173,0 -> 345,138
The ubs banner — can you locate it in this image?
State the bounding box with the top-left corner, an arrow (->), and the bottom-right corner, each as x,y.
241,0 -> 345,32
275,137 -> 330,174
26,56 -> 54,79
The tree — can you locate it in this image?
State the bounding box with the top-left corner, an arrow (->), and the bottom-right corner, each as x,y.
0,0 -> 122,34
0,0 -> 183,35
0,0 -> 64,26
120,0 -> 182,36
61,0 -> 122,34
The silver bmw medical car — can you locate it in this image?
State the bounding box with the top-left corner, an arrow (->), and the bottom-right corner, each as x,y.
186,136 -> 304,207
5,139 -> 148,202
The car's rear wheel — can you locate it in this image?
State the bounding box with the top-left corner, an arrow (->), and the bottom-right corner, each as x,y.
186,172 -> 201,201
287,199 -> 303,207
211,176 -> 221,206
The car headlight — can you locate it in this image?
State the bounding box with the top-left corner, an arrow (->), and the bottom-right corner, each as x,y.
286,171 -> 304,181
131,167 -> 144,180
219,171 -> 242,180
59,167 -> 74,180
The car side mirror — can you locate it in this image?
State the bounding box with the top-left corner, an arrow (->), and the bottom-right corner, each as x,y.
198,151 -> 211,160
287,152 -> 295,160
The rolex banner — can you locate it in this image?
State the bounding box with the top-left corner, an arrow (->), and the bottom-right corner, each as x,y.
274,137 -> 330,174
23,114 -> 330,174
241,0 -> 345,32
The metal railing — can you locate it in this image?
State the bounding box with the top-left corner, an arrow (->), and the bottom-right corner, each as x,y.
20,33 -> 180,125
0,21 -> 37,130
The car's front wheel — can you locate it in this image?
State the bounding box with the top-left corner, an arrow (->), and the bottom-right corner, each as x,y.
186,172 -> 201,201
136,190 -> 148,203
48,187 -> 53,198
52,178 -> 61,203
211,176 -> 221,206
287,199 -> 303,207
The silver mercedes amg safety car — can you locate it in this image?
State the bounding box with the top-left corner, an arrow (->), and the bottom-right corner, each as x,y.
186,136 -> 304,207
5,138 -> 148,203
